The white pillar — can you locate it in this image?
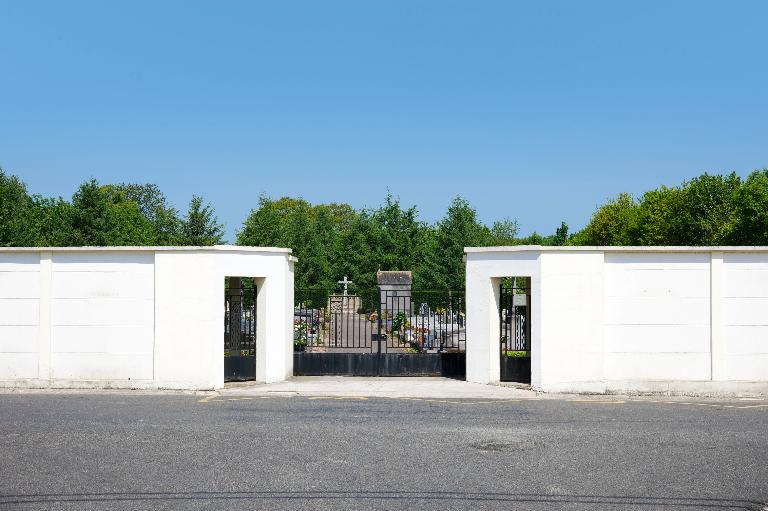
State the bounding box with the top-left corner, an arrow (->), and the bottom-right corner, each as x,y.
255,257 -> 295,383
284,258 -> 295,378
38,251 -> 52,382
710,251 -> 725,381
466,271 -> 501,384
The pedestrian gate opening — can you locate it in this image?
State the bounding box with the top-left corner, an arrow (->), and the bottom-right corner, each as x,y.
224,277 -> 256,381
499,277 -> 531,383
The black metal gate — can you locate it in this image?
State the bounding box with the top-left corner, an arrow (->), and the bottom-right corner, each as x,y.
500,278 -> 531,383
293,287 -> 466,377
224,279 -> 256,381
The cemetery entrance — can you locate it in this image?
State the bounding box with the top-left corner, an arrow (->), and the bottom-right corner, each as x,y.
224,277 -> 257,381
293,272 -> 466,377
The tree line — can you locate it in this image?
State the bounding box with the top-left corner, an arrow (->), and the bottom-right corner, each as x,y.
0,171 -> 225,247
569,169 -> 768,246
2,167 -> 768,290
237,195 -> 566,290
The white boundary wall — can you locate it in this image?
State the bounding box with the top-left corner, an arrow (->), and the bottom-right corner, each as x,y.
465,246 -> 768,395
0,246 -> 295,390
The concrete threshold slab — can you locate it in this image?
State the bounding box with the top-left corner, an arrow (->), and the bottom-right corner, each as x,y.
218,378 -> 768,406
220,376 -> 542,400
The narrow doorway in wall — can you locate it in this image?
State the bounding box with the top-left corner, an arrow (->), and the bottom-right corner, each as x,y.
499,277 -> 531,384
224,277 -> 257,381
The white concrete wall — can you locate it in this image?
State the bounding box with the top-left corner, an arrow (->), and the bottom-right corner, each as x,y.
0,253 -> 40,380
0,246 -> 295,390
154,251 -> 217,389
51,252 -> 155,382
465,247 -> 768,395
721,253 -> 768,381
604,253 -> 711,383
539,251 -> 605,392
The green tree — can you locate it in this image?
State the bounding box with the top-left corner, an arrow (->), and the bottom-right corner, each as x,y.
239,196 -> 361,289
0,171 -> 221,247
549,222 -> 569,246
411,225 -> 442,289
490,218 -> 520,245
238,196 -> 314,247
569,193 -> 638,245
369,194 -> 422,275
332,195 -> 426,290
731,169 -> 768,244
69,179 -> 113,245
675,172 -> 740,245
27,196 -> 74,246
517,231 -> 544,245
301,207 -> 339,290
180,195 -> 225,245
107,200 -> 159,245
67,179 -> 158,245
105,183 -> 181,244
240,196 -> 326,287
431,196 -> 492,289
571,172 -> 749,246
333,212 -> 379,290
0,168 -> 33,246
632,186 -> 682,245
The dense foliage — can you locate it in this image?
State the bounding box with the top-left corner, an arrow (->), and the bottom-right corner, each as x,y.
237,194 -> 564,289
569,170 -> 768,246
4,167 -> 768,290
0,169 -> 224,247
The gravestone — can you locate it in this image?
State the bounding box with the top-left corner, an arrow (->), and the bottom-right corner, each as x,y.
328,294 -> 361,314
329,275 -> 361,313
377,270 -> 412,316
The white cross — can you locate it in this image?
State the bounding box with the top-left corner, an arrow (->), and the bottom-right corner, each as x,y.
337,275 -> 353,296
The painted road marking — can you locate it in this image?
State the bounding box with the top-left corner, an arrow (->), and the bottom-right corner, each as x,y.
197,395 -> 279,403
198,394 -> 767,409
307,396 -> 369,401
392,397 -> 520,405
569,399 -> 626,404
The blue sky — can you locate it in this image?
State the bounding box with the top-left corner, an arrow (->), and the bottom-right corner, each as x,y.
1,0 -> 766,242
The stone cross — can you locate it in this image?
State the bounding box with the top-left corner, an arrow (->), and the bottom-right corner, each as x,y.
337,275 -> 353,296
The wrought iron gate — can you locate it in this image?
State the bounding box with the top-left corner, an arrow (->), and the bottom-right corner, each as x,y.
224,279 -> 256,381
499,278 -> 531,383
293,287 -> 466,376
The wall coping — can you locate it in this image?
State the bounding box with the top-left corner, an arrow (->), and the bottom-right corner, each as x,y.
0,244 -> 292,255
465,245 -> 768,254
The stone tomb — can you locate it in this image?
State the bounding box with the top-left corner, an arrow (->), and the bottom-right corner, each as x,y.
377,270 -> 413,316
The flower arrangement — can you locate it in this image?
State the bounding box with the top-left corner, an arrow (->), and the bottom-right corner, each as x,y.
391,312 -> 411,336
293,320 -> 308,351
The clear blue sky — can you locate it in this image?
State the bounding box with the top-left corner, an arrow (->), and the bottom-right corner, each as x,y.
1,1 -> 767,242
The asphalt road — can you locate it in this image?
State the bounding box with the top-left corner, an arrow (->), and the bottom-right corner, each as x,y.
1,393 -> 766,510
